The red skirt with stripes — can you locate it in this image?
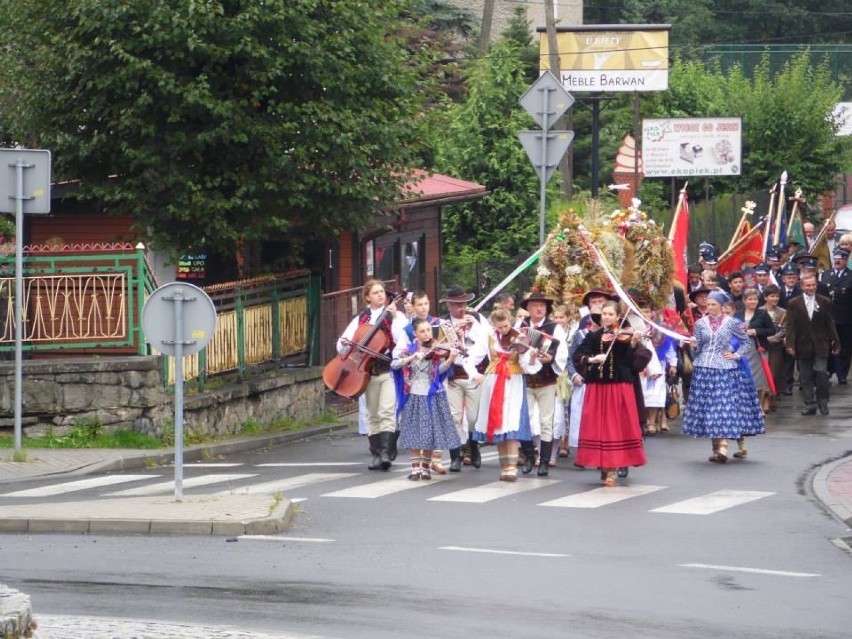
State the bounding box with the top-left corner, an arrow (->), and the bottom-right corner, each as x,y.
574,382 -> 647,469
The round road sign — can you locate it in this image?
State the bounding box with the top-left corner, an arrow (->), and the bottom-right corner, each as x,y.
142,282 -> 217,357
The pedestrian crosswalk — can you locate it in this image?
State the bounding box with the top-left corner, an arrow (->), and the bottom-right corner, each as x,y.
0,468 -> 777,516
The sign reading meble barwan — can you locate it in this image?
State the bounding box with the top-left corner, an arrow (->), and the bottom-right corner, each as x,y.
538,24 -> 671,93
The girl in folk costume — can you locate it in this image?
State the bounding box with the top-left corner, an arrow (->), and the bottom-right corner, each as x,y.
682,290 -> 765,463
573,301 -> 649,487
473,309 -> 541,482
392,318 -> 461,480
629,297 -> 677,435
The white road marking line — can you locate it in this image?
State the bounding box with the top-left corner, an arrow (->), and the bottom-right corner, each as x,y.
680,563 -> 820,578
0,475 -> 154,498
183,463 -> 244,467
322,474 -> 454,498
256,462 -> 363,467
439,546 -> 569,558
104,473 -> 258,496
428,478 -> 559,503
538,484 -> 666,508
238,535 -> 335,543
291,497 -> 308,503
218,473 -> 359,496
651,489 -> 775,515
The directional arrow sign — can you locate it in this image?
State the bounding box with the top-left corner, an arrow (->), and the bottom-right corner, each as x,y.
519,72 -> 575,130
518,131 -> 575,182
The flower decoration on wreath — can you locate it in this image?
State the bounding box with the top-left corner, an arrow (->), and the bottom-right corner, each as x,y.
534,198 -> 674,310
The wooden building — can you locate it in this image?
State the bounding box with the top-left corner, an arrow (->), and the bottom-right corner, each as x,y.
324,170 -> 487,302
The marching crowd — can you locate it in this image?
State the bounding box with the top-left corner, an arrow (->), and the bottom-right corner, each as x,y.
331,222 -> 851,487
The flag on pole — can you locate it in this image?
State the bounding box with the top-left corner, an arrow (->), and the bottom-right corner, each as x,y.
718,222 -> 765,275
787,206 -> 806,248
669,192 -> 690,289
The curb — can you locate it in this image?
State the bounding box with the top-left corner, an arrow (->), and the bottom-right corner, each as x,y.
0,498 -> 298,537
812,453 -> 852,528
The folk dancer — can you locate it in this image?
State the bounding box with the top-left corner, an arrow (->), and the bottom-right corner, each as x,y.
473,309 -> 540,482
517,291 -> 562,476
439,286 -> 487,472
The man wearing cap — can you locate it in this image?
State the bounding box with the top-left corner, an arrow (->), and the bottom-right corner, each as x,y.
792,253 -> 830,297
785,274 -> 840,415
700,249 -> 729,292
821,248 -> 852,384
766,248 -> 783,286
754,263 -> 771,297
517,291 -> 562,476
439,286 -> 488,471
778,264 -> 801,310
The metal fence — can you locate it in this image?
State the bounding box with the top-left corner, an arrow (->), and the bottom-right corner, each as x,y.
0,243 -> 157,353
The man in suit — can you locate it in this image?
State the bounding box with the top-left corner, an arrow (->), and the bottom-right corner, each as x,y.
785,274 -> 840,415
778,264 -> 801,310
820,247 -> 852,385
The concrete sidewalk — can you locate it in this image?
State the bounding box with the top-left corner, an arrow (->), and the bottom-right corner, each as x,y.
0,421 -> 352,536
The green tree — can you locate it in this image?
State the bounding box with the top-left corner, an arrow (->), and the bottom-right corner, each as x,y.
0,0 -> 434,259
435,10 -> 552,288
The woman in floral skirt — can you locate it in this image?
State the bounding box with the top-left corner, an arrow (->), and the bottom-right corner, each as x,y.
392,318 -> 461,480
682,290 -> 766,463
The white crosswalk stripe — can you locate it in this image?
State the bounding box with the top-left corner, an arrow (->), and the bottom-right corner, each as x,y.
429,478 -> 559,503
322,474 -> 455,499
219,473 -> 359,496
650,489 -> 775,515
0,475 -> 153,498
104,473 -> 258,497
539,484 -> 666,508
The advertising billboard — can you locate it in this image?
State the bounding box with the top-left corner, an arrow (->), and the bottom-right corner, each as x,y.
539,25 -> 670,92
642,117 -> 742,177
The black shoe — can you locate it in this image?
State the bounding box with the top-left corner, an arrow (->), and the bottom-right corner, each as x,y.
520,442 -> 536,474
537,441 -> 553,476
818,401 -> 829,415
468,439 -> 482,469
367,434 -> 383,470
801,407 -> 817,415
617,467 -> 629,478
378,432 -> 393,470
449,448 -> 462,472
781,390 -> 793,396
839,380 -> 847,385
387,430 -> 400,461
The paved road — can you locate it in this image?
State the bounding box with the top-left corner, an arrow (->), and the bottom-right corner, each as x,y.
4,394 -> 852,638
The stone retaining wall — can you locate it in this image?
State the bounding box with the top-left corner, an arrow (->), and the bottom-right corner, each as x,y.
0,584 -> 34,639
0,357 -> 325,439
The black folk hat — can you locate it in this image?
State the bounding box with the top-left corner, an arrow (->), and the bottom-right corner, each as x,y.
519,291 -> 555,313
439,286 -> 475,304
581,289 -> 618,308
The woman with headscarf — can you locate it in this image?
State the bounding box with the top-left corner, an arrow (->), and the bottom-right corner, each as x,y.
681,290 -> 766,463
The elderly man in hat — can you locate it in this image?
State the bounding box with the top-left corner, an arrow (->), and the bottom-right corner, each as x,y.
516,291 -> 562,476
821,247 -> 852,384
439,286 -> 488,471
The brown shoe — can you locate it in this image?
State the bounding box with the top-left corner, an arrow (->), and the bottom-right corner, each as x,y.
499,474 -> 518,482
430,463 -> 448,475
733,449 -> 748,459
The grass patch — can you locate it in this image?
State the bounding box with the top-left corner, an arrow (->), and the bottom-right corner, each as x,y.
0,419 -> 164,450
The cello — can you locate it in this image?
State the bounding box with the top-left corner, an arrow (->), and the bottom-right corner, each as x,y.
322,290 -> 405,398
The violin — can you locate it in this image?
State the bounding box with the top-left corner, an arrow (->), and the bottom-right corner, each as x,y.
322,289 -> 407,398
600,327 -> 636,343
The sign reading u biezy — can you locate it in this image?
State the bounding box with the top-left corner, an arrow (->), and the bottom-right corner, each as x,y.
642,117 -> 743,177
539,25 -> 671,93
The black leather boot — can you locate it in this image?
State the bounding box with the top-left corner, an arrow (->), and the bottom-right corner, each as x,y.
449,447 -> 462,472
367,434 -> 383,470
537,440 -> 552,476
468,438 -> 481,469
520,441 -> 536,474
378,431 -> 393,470
387,429 -> 400,461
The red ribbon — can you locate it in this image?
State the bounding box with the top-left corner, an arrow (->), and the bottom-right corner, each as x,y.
486,353 -> 511,443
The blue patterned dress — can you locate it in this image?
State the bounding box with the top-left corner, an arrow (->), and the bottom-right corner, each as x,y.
681,314 -> 766,439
